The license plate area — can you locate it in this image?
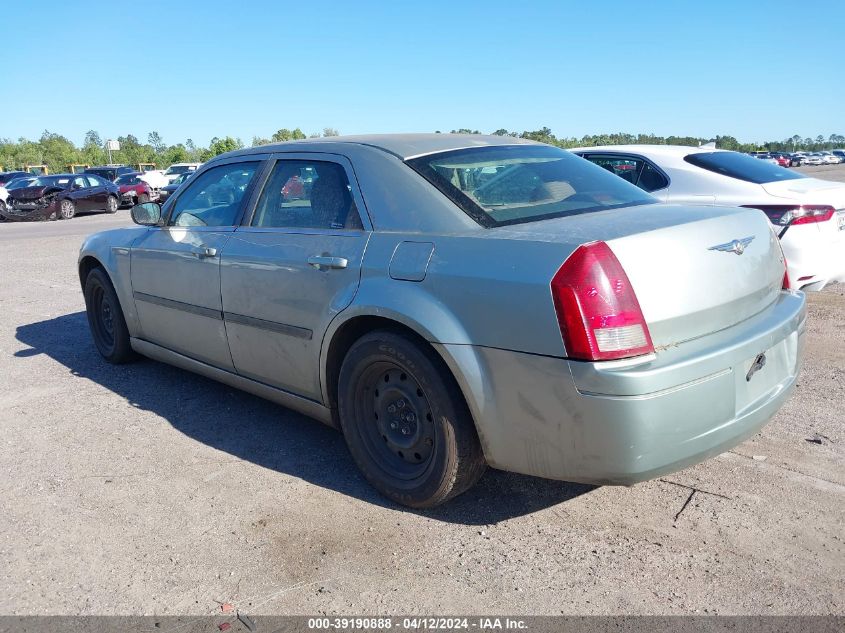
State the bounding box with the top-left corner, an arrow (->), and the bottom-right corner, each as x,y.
734,332 -> 798,415
837,211 -> 844,231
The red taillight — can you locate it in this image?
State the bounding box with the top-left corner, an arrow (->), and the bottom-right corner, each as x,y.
551,241 -> 654,361
742,204 -> 835,226
782,259 -> 791,290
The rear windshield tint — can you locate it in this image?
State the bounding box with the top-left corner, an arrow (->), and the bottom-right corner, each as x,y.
684,151 -> 804,184
407,145 -> 656,227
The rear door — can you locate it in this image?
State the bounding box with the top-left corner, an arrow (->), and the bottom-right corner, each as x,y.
221,153 -> 371,400
84,175 -> 108,210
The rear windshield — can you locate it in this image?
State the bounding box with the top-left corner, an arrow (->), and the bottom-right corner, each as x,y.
407,145 -> 656,227
684,151 -> 804,184
86,169 -> 115,179
165,165 -> 194,175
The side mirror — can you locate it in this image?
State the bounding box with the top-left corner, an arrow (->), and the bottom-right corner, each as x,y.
131,201 -> 163,226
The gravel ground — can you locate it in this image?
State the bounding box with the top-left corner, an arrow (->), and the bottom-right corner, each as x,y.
0,170 -> 843,616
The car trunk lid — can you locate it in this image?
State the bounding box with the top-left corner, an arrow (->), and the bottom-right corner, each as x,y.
491,203 -> 785,349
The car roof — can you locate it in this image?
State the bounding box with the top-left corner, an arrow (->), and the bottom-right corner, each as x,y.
569,144 -> 730,158
220,133 -> 540,161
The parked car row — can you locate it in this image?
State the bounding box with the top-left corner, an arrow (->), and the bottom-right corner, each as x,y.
0,162 -> 201,221
573,145 -> 845,292
750,150 -> 845,166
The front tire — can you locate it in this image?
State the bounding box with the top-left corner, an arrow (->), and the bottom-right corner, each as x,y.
59,199 -> 75,219
83,268 -> 135,363
105,195 -> 118,214
338,330 -> 486,508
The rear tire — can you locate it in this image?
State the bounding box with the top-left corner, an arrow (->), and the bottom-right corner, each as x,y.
338,330 -> 486,508
83,268 -> 135,364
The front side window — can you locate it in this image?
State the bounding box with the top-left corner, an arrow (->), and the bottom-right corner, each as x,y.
251,160 -> 363,230
684,151 -> 804,184
169,161 -> 259,227
408,145 -> 656,227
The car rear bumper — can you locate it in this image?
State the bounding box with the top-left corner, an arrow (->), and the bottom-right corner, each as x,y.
440,290 -> 806,484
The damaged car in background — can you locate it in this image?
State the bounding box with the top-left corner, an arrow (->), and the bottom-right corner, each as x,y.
2,174 -> 120,221
116,172 -> 158,208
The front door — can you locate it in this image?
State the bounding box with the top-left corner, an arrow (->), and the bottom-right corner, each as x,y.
130,158 -> 264,370
69,175 -> 93,212
221,155 -> 370,400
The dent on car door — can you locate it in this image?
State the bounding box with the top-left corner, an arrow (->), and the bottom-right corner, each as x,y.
221,155 -> 371,400
129,159 -> 264,370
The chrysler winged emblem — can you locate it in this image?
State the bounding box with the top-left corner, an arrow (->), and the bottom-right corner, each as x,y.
708,236 -> 754,255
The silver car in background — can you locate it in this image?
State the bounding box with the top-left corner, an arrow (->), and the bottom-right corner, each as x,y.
79,135 -> 805,507
573,145 -> 845,291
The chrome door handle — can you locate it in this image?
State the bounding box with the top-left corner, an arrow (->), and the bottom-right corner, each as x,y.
307,255 -> 348,270
191,245 -> 218,258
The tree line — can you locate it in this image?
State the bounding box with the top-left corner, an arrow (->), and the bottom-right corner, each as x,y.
2,126 -> 843,174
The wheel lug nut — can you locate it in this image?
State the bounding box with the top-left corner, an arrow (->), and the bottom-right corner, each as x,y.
390,422 -> 397,429
406,413 -> 415,422
398,400 -> 406,408
387,405 -> 396,414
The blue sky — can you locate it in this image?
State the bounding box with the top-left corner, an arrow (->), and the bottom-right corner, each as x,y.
3,0 -> 843,147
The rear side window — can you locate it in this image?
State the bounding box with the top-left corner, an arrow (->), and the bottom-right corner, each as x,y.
581,155 -> 669,193
408,145 -> 656,227
169,161 -> 259,227
252,160 -> 362,230
684,151 -> 804,184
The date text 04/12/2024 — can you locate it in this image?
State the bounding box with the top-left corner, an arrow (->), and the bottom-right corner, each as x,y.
307,617 -> 528,630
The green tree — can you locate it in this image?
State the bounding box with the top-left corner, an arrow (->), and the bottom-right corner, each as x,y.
207,136 -> 244,157
322,127 -> 340,137
147,131 -> 165,154
271,128 -> 306,142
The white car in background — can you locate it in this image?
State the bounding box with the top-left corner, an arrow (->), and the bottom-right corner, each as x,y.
818,151 -> 842,165
572,145 -> 845,291
139,163 -> 202,189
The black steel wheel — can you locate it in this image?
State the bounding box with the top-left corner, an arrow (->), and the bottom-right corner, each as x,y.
105,195 -> 118,214
338,330 -> 486,507
83,267 -> 135,363
59,199 -> 75,219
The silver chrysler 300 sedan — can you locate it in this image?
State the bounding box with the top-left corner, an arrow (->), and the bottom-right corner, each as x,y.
78,134 -> 806,507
